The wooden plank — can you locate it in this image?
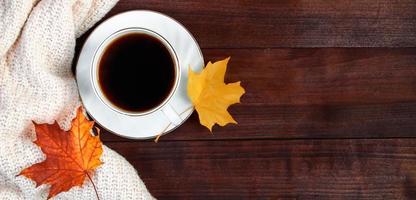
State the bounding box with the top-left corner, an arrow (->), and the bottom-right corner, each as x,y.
106,139 -> 416,199
91,0 -> 416,48
100,48 -> 416,141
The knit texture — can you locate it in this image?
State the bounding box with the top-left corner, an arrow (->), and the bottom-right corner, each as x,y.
0,0 -> 154,199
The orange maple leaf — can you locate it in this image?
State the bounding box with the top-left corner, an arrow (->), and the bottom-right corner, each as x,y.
19,107 -> 103,199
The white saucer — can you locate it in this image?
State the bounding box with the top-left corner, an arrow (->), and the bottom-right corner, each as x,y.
76,10 -> 204,139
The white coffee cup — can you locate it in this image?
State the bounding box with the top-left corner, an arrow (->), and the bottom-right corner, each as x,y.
76,10 -> 203,139
91,28 -> 183,126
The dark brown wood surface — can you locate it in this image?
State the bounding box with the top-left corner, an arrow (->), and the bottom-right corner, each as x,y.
104,0 -> 416,48
106,139 -> 416,199
75,1 -> 416,199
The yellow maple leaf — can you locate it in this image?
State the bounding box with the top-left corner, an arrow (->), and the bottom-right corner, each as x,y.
188,57 -> 245,131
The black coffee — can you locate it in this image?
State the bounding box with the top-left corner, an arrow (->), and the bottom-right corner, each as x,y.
98,33 -> 176,112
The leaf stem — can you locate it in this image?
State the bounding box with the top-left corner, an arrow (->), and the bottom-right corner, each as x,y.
86,172 -> 100,200
154,122 -> 171,143
154,106 -> 194,143
179,106 -> 194,116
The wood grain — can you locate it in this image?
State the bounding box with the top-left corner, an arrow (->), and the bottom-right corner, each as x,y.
93,0 -> 416,48
100,48 -> 416,142
73,1 -> 416,199
106,139 -> 416,199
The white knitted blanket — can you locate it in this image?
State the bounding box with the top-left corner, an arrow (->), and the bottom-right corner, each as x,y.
0,0 -> 154,199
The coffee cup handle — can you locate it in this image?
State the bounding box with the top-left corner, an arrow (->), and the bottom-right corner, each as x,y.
161,103 -> 182,126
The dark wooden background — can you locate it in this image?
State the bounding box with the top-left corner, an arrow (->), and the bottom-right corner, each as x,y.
75,1 -> 416,199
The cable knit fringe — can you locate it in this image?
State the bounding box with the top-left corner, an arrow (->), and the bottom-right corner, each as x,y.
0,0 -> 154,199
